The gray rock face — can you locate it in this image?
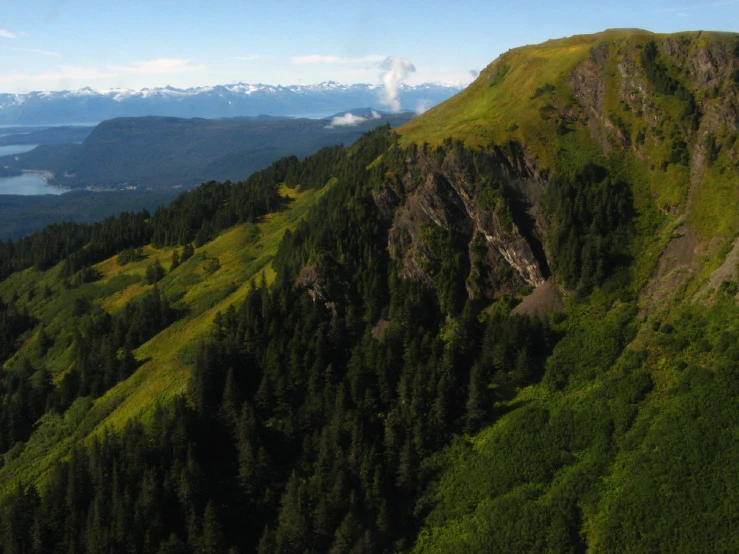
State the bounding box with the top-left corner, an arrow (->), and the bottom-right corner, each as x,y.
382,144 -> 549,300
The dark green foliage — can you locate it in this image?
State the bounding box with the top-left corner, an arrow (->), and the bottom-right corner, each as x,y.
181,244 -> 195,262
705,134 -> 719,166
609,115 -> 632,145
145,259 -> 166,285
530,83 -> 555,99
555,118 -> 570,136
640,41 -> 681,95
0,360 -> 53,454
465,312 -> 555,432
539,105 -> 556,120
670,138 -> 690,165
0,298 -> 35,364
0,285 -> 180,456
118,247 -> 144,265
640,41 -> 701,130
544,164 -> 634,291
413,304 -> 645,553
65,265 -> 103,289
150,159 -> 290,247
0,210 -> 151,281
170,249 -> 181,271
423,226 -> 471,315
591,304 -> 739,553
202,257 -> 220,275
59,286 -> 178,405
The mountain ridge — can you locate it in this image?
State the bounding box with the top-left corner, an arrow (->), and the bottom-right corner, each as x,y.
0,81 -> 461,125
0,112 -> 414,192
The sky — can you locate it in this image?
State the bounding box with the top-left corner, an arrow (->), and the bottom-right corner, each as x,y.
0,0 -> 738,94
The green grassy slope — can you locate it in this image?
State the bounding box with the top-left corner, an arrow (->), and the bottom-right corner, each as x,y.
0,183 -> 328,493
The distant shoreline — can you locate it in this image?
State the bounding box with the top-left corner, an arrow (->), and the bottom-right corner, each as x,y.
21,169 -> 54,181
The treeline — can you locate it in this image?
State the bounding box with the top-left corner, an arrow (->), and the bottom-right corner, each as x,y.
0,129 -> 399,283
0,145 -> 356,282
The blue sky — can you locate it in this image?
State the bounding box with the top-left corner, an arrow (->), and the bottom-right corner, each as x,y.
0,0 -> 737,93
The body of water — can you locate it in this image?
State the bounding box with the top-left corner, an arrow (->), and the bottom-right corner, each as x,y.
0,144 -> 39,157
0,173 -> 70,196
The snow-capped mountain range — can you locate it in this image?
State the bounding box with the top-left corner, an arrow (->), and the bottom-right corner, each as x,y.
0,81 -> 461,125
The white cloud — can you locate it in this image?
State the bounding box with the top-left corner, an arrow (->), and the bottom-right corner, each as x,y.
415,99 -> 432,114
2,46 -> 61,57
0,65 -> 118,85
379,56 -> 416,112
109,59 -> 205,75
326,110 -> 381,128
0,29 -> 16,39
292,54 -> 385,65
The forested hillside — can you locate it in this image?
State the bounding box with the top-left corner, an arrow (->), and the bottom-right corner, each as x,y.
0,114 -> 412,192
0,29 -> 739,553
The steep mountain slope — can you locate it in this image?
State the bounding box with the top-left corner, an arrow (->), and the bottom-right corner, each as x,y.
399,29 -> 739,552
0,182 -> 327,496
0,29 -> 739,553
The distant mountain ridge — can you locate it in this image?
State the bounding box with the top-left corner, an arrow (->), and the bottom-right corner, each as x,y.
0,112 -> 414,191
0,81 -> 461,124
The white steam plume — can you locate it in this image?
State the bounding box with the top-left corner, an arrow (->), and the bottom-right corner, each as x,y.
326,110 -> 381,128
379,56 -> 416,112
415,99 -> 432,115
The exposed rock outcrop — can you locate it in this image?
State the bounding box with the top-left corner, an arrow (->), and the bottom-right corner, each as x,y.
379,143 -> 549,300
295,265 -> 347,315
